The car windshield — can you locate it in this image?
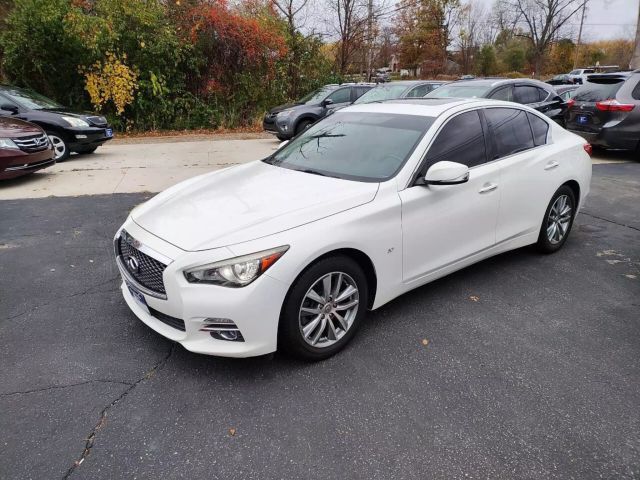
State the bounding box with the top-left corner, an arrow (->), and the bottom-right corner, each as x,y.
263,112 -> 435,182
353,84 -> 411,104
573,79 -> 625,102
2,87 -> 63,110
427,84 -> 491,98
297,87 -> 336,105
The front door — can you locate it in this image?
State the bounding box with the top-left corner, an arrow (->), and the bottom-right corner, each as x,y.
399,110 -> 501,282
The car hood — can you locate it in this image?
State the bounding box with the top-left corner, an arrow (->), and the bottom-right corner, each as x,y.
131,161 -> 379,251
0,117 -> 44,137
268,103 -> 299,115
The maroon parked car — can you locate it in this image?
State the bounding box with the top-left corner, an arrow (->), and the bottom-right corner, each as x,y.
0,117 -> 55,180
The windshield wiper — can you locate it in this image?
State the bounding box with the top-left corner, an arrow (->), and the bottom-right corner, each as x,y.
297,168 -> 338,178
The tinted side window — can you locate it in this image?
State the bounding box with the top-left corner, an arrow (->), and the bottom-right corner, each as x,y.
515,86 -> 540,104
485,108 -> 534,159
536,87 -> 550,101
0,94 -> 19,113
489,86 -> 513,101
422,110 -> 487,171
527,113 -> 549,146
632,79 -> 640,100
354,87 -> 370,100
406,84 -> 430,98
327,88 -> 351,104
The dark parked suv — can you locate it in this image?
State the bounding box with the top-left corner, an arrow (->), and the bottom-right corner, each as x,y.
263,83 -> 374,140
0,85 -> 113,161
565,71 -> 640,153
427,78 -> 567,124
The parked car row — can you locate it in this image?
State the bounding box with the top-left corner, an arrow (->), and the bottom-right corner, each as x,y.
0,85 -> 114,180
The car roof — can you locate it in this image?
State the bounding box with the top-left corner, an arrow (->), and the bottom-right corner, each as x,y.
448,78 -> 550,89
341,97 -> 486,117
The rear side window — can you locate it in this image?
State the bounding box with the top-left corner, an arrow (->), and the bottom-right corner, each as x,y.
632,80 -> 640,100
574,79 -> 625,102
515,86 -> 541,104
527,113 -> 549,146
354,87 -> 370,100
422,110 -> 487,170
484,108 -> 534,159
536,88 -> 550,101
326,88 -> 351,104
489,86 -> 513,101
406,84 -> 431,98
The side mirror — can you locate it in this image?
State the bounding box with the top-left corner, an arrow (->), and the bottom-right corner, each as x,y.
0,103 -> 18,114
418,161 -> 469,186
321,98 -> 334,107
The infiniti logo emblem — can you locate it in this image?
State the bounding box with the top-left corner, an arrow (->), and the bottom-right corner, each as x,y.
126,256 -> 140,273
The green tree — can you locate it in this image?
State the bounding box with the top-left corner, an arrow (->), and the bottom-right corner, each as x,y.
476,45 -> 498,76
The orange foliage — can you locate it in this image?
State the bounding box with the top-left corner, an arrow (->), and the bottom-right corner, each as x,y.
181,0 -> 288,94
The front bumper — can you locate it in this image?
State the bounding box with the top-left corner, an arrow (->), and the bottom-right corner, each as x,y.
0,147 -> 55,180
114,222 -> 290,357
66,127 -> 114,150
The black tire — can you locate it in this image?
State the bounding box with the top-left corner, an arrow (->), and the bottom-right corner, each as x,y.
295,119 -> 314,136
276,134 -> 289,141
279,255 -> 368,361
45,131 -> 70,161
535,185 -> 576,254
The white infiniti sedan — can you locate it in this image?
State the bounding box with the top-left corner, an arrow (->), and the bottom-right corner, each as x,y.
114,98 -> 592,360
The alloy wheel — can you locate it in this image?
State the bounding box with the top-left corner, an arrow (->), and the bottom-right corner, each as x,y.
298,271 -> 359,348
48,134 -> 66,160
546,194 -> 572,244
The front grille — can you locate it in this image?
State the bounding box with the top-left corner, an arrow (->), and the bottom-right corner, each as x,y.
12,133 -> 50,152
149,307 -> 185,331
86,115 -> 108,127
116,231 -> 167,295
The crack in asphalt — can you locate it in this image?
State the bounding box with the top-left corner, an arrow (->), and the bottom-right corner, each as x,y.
0,380 -> 133,397
4,275 -> 120,321
62,343 -> 177,480
581,211 -> 640,232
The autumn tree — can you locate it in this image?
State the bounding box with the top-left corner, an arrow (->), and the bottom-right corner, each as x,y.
507,0 -> 584,77
395,0 -> 461,76
457,0 -> 485,74
327,0 -> 368,74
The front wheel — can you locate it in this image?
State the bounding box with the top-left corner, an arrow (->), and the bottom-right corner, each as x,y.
535,185 -> 576,253
295,119 -> 314,136
279,256 -> 368,361
46,132 -> 70,161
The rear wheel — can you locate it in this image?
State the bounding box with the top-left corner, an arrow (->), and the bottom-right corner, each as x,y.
535,185 -> 576,253
279,256 -> 368,361
46,132 -> 69,161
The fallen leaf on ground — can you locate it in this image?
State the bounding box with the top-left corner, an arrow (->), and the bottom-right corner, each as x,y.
469,295 -> 479,302
421,339 -> 429,346
228,428 -> 236,436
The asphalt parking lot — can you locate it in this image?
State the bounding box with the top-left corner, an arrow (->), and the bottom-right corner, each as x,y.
1,157 -> 639,479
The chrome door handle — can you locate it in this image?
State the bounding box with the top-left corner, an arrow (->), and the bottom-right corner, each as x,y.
479,183 -> 498,194
545,161 -> 560,170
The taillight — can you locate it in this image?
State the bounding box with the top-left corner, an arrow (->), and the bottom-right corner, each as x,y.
595,99 -> 635,112
566,98 -> 575,108
583,143 -> 592,157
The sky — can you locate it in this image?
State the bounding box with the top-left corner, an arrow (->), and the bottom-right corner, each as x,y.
464,0 -> 638,41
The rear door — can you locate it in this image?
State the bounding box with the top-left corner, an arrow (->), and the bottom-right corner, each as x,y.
485,107 -> 559,242
565,76 -> 627,134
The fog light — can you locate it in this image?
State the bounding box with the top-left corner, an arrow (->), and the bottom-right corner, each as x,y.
75,134 -> 88,139
199,318 -> 244,342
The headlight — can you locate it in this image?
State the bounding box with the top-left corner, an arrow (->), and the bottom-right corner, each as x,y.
0,138 -> 19,149
62,116 -> 90,128
184,246 -> 289,287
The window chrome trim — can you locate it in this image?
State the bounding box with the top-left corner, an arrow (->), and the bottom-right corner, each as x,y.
116,229 -> 174,266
